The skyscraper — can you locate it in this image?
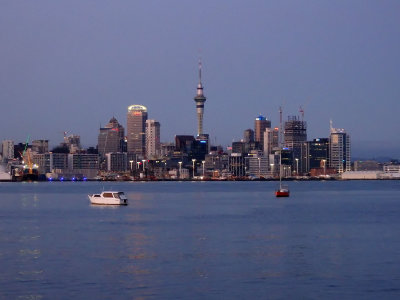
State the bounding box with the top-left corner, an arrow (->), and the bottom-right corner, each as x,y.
194,61 -> 207,137
1,140 -> 14,162
32,140 -> 49,154
98,117 -> 125,157
254,115 -> 271,150
243,129 -> 254,143
329,122 -> 351,173
284,116 -> 307,174
127,105 -> 148,157
263,128 -> 274,156
305,138 -> 329,173
146,119 -> 161,159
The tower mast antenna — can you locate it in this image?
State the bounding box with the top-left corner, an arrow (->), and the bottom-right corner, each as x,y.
194,59 -> 207,137
198,58 -> 202,84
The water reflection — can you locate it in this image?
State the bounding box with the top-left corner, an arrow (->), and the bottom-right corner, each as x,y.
1,181 -> 399,298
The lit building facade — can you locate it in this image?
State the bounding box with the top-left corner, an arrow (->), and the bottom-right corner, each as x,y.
254,115 -> 271,150
329,124 -> 351,173
127,105 -> 148,157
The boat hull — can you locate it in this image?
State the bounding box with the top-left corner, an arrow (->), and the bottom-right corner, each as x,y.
88,195 -> 128,205
275,190 -> 290,197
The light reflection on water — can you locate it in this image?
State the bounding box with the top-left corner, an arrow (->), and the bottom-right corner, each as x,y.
0,181 -> 400,299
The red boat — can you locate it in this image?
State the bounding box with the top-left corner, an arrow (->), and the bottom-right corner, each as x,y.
275,186 -> 290,197
275,150 -> 290,197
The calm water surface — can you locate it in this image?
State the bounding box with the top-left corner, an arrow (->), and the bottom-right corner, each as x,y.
0,181 -> 399,299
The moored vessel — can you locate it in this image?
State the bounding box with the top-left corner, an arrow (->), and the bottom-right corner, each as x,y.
88,191 -> 128,205
276,150 -> 290,197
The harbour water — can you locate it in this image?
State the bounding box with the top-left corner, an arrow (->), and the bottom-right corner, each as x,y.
0,181 -> 399,299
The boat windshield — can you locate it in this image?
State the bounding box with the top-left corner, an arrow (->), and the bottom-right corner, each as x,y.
113,193 -> 120,199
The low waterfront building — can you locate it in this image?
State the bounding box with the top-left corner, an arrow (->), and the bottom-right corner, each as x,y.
229,153 -> 246,177
105,153 -> 128,172
33,153 -> 68,174
341,171 -> 381,180
246,153 -> 269,178
354,160 -> 381,171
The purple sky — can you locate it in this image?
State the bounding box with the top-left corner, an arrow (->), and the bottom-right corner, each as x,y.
1,1 -> 399,158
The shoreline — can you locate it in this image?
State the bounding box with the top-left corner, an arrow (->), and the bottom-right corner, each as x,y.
1,177 -> 399,183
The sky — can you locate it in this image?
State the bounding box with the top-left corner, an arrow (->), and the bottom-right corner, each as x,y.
1,0 -> 399,158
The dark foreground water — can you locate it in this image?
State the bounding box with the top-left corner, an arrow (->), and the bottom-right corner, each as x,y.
0,181 -> 400,299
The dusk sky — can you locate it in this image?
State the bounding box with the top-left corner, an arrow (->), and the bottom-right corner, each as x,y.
1,1 -> 399,158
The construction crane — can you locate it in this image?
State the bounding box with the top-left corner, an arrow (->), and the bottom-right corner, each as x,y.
20,135 -> 38,180
299,106 -> 304,121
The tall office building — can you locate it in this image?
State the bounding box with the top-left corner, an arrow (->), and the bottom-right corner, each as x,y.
263,128 -> 274,156
1,140 -> 14,161
146,119 -> 161,159
329,122 -> 351,173
98,117 -> 125,157
305,138 -> 329,173
62,134 -> 81,154
127,105 -> 148,157
243,129 -> 254,143
32,140 -> 49,154
284,116 -> 307,174
272,127 -> 279,149
254,115 -> 271,150
194,61 -> 207,137
284,116 -> 307,150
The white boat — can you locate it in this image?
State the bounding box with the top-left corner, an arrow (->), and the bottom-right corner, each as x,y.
88,191 -> 128,205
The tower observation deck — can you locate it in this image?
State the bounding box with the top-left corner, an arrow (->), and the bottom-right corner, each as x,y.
194,61 -> 207,137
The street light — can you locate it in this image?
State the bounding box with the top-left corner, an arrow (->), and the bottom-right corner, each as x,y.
129,160 -> 134,173
270,163 -> 274,177
258,157 -> 261,178
136,161 -> 140,170
192,159 -> 196,178
295,158 -> 299,175
202,160 -> 205,177
178,161 -> 182,179
142,159 -> 146,172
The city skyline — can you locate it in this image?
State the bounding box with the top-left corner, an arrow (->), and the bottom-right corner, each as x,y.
1,1 -> 399,158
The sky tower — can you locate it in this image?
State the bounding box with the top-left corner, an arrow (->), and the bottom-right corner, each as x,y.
194,60 -> 207,137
